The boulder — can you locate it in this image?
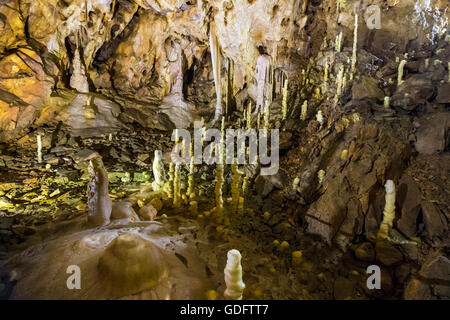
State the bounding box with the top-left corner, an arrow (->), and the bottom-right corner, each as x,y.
391,75 -> 435,111
415,112 -> 450,155
139,204 -> 158,221
111,202 -> 140,222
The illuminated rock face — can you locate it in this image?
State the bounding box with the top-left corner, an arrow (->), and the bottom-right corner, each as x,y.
98,233 -> 169,297
0,0 -> 447,138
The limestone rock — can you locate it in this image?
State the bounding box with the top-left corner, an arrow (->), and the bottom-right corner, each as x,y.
139,205 -> 158,221
415,112 -> 450,155
111,202 -> 140,222
98,233 -> 168,297
391,75 -> 435,111
376,240 -> 403,267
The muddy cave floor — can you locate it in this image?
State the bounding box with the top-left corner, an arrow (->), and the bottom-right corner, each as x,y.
0,118 -> 448,300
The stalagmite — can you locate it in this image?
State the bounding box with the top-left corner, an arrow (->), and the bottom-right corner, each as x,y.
152,150 -> 167,189
335,31 -> 343,53
241,176 -> 249,214
209,24 -> 222,120
70,47 -> 89,93
351,14 -> 358,74
255,54 -> 272,115
187,141 -> 195,199
173,163 -> 181,208
316,110 -> 324,126
378,180 -> 396,239
231,159 -> 243,214
384,96 -> 390,109
317,169 -> 325,184
87,156 -> 112,227
224,249 -> 245,300
37,134 -> 42,163
246,103 -> 252,129
282,79 -> 288,120
301,101 -> 308,121
397,59 -> 407,86
167,162 -> 175,199
340,149 -> 349,161
335,65 -> 344,103
263,100 -> 270,128
215,162 -> 224,221
324,61 -> 329,83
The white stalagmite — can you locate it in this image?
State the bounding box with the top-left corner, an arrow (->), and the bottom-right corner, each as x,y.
378,180 -> 396,239
335,31 -> 343,52
263,100 -> 270,128
335,64 -> 344,103
316,110 -> 324,126
397,59 -> 407,86
153,150 -> 167,188
209,23 -> 222,120
224,249 -> 245,300
255,54 -> 272,115
282,78 -> 288,120
173,163 -> 181,208
351,14 -> 358,74
301,100 -> 308,121
37,134 -> 42,163
384,96 -> 390,109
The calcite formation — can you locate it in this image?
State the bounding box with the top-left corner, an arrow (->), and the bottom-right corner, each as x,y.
98,233 -> 168,297
87,156 -> 112,227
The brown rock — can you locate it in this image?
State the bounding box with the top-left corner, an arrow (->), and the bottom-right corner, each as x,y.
139,205 -> 158,221
376,240 -> 403,266
421,201 -> 447,239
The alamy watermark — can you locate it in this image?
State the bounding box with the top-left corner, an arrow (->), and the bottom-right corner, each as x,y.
170,121 -> 279,176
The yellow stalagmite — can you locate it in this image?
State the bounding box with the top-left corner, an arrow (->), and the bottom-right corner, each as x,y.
282,78 -> 288,120
378,180 -> 396,239
231,159 -> 243,214
301,100 -> 308,121
187,141 -> 195,199
167,162 -> 175,199
397,59 -> 407,86
173,163 -> 181,208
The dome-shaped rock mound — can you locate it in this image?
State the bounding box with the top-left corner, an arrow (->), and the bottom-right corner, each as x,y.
98,233 -> 169,297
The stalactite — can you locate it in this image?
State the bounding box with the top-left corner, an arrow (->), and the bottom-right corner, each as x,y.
301,101 -> 308,121
209,23 -> 222,120
224,249 -> 245,300
378,180 -> 396,239
70,46 -> 89,93
255,54 -> 272,115
397,59 -> 407,86
37,134 -> 42,163
282,78 -> 288,120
